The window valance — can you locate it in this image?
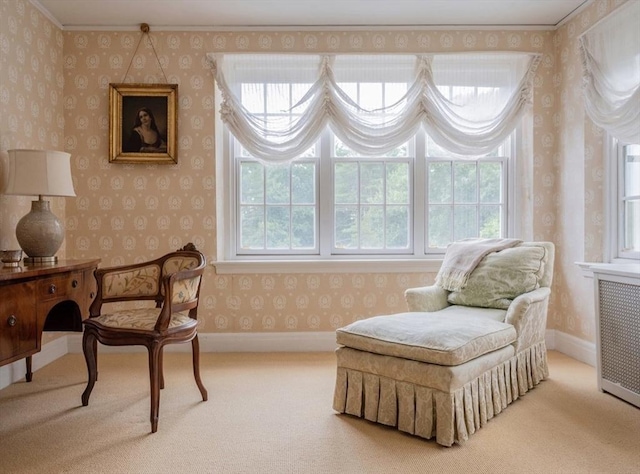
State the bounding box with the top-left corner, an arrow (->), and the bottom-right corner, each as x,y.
579,1 -> 640,144
207,52 -> 541,161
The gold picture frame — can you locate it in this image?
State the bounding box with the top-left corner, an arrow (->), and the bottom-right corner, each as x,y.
109,83 -> 178,164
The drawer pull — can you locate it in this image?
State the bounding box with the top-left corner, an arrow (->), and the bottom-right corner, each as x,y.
49,284 -> 57,294
72,280 -> 79,288
7,315 -> 17,327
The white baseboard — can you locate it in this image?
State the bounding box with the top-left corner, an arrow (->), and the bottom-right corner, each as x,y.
0,337 -> 69,391
66,331 -> 339,354
67,330 -> 593,364
2,329 -> 594,391
547,329 -> 596,367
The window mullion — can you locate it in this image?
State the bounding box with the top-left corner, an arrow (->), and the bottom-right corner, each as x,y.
229,137 -> 238,258
319,128 -> 332,257
415,131 -> 426,255
262,164 -> 267,251
507,129 -> 517,238
289,166 -> 293,250
450,162 -> 455,242
383,163 -> 388,248
476,161 -> 481,237
618,145 -> 625,257
357,162 -> 362,250
263,85 -> 268,251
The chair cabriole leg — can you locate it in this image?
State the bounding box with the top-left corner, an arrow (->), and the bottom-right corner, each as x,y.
192,335 -> 208,401
81,330 -> 98,406
159,347 -> 165,390
148,342 -> 162,433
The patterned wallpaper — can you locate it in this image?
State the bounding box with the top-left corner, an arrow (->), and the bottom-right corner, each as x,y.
0,0 -> 627,343
0,0 -> 66,253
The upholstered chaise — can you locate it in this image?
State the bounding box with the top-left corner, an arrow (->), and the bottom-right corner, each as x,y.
333,241 -> 555,446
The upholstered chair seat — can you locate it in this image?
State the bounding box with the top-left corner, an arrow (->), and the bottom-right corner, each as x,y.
88,309 -> 194,331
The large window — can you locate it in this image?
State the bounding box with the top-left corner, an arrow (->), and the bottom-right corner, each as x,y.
229,81 -> 511,258
232,133 -> 509,259
214,53 -> 533,261
610,142 -> 640,260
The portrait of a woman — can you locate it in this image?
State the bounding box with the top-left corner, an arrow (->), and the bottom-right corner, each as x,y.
110,84 -> 177,163
124,107 -> 167,153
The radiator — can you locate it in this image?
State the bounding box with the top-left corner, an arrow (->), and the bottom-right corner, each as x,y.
592,265 -> 640,408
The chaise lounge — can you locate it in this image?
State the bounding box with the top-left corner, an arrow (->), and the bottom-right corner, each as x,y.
333,241 -> 555,446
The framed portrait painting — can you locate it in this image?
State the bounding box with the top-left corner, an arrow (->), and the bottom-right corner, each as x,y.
109,83 -> 178,164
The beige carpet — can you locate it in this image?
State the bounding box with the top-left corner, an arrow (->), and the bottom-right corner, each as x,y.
0,350 -> 638,474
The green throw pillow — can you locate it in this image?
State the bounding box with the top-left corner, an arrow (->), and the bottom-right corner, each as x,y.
447,245 -> 546,309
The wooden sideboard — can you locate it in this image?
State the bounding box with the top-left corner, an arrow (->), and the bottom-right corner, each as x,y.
0,259 -> 100,381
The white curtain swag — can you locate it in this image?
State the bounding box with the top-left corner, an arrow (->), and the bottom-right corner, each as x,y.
579,1 -> 640,144
209,53 -> 541,162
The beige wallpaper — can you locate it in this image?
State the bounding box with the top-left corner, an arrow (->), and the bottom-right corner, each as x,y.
0,0 -> 66,253
0,0 -> 627,343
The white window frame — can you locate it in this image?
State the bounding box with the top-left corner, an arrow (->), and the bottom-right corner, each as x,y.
606,136 -> 640,262
213,88 -> 523,275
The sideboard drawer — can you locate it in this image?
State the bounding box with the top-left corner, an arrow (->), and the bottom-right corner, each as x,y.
0,281 -> 37,362
37,271 -> 84,301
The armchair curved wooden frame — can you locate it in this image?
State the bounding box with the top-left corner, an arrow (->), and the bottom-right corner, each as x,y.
80,249 -> 207,433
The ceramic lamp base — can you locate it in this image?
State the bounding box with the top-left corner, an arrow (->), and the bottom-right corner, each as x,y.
16,198 -> 64,262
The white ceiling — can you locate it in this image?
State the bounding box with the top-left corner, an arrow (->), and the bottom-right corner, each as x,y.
33,0 -> 590,30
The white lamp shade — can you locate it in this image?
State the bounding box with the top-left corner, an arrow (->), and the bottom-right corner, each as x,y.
4,149 -> 76,197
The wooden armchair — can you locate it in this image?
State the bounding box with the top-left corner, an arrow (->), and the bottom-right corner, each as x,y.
80,247 -> 207,433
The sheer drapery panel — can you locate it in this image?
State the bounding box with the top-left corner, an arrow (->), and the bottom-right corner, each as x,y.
208,53 -> 541,162
579,0 -> 640,144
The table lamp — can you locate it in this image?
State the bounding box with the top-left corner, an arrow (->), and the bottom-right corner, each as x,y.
3,149 -> 76,264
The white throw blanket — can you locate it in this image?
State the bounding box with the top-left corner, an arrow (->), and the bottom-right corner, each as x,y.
436,238 -> 522,292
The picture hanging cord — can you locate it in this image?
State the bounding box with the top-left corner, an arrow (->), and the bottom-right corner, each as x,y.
122,23 -> 168,83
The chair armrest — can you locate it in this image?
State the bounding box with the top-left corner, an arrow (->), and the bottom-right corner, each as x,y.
505,287 -> 551,352
89,261 -> 163,316
404,285 -> 450,312
155,265 -> 205,331
168,267 -> 204,307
